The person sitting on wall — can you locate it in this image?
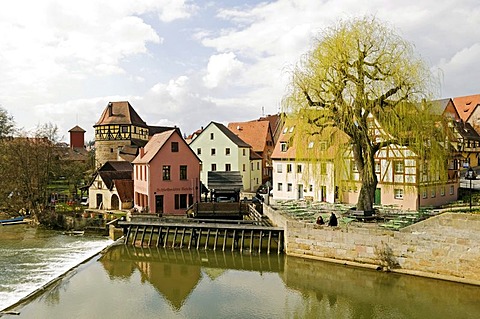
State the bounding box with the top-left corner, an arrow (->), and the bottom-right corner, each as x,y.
328,212 -> 338,227
316,215 -> 325,225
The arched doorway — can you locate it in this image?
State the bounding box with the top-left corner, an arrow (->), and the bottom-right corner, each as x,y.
111,194 -> 120,210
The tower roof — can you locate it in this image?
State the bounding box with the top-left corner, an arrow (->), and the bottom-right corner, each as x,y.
94,101 -> 147,127
68,125 -> 86,133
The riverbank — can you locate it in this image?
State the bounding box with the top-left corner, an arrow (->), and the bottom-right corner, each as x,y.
263,204 -> 480,286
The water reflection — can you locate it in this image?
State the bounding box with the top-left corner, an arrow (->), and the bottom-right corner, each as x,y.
8,244 -> 480,319
283,257 -> 480,319
99,245 -> 285,311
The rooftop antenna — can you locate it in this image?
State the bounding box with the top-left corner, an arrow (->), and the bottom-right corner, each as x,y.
262,106 -> 265,117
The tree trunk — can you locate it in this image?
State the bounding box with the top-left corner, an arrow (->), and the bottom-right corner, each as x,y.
353,143 -> 377,212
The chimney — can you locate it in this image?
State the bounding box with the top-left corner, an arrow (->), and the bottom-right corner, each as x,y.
108,102 -> 113,116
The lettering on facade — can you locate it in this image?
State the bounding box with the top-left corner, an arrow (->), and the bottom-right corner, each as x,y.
157,187 -> 193,192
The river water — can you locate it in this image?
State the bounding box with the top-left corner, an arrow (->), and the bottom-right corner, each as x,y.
1,226 -> 480,319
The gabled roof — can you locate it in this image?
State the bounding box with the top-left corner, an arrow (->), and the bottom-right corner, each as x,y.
94,101 -> 148,127
114,180 -> 134,202
453,121 -> 480,141
271,126 -> 296,160
133,130 -> 176,164
149,126 -> 180,137
207,171 -> 243,191
228,121 -> 271,153
132,129 -> 199,164
99,161 -> 132,172
452,94 -> 480,122
250,151 -> 262,160
209,122 -> 251,148
98,171 -> 133,190
68,125 -> 86,133
431,98 -> 460,120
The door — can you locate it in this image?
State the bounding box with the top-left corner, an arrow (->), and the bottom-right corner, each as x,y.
375,188 -> 381,205
111,194 -> 120,210
96,194 -> 103,209
321,186 -> 327,202
155,195 -> 164,215
297,184 -> 304,200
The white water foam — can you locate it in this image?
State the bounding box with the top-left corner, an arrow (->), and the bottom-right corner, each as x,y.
0,237 -> 113,311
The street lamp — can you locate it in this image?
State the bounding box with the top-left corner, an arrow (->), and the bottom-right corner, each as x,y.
465,167 -> 477,212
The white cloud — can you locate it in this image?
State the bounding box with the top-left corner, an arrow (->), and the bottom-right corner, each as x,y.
157,0 -> 198,22
203,53 -> 244,89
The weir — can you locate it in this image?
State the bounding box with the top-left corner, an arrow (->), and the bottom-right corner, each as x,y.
118,219 -> 284,254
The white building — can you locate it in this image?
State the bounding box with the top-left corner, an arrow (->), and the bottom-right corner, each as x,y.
189,122 -> 262,193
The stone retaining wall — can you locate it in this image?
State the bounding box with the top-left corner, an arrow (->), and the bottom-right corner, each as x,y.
263,204 -> 480,284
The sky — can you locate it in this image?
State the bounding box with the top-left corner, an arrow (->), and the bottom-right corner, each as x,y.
0,0 -> 479,142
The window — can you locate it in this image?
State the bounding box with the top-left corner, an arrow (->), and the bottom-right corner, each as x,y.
280,142 -> 288,152
394,189 -> 404,199
277,183 -> 283,191
211,163 -> 217,171
320,162 -> 327,175
289,126 -> 294,133
441,187 -> 445,196
297,164 -> 302,173
211,148 -> 216,156
450,185 -> 454,195
180,165 -> 187,180
431,189 -> 436,198
97,181 -> 102,189
175,194 -> 188,209
287,164 -> 292,173
243,164 -> 246,172
375,162 -> 381,173
243,149 -> 246,156
394,161 -> 404,173
422,189 -> 427,199
162,166 -> 171,181
309,185 -> 313,192
352,162 -> 358,172
225,164 -> 231,171
319,142 -> 327,151
171,142 -> 179,152
287,183 -> 292,192
251,162 -> 254,170
121,125 -> 128,133
210,133 -> 214,140
225,148 -> 230,155
277,164 -> 283,173
197,148 -> 201,155
308,141 -> 314,149
283,127 -> 288,134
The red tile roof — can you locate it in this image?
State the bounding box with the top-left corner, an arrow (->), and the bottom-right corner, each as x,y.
452,94 -> 480,122
228,121 -> 270,153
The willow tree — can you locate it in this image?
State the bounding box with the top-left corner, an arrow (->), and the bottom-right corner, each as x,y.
283,17 -> 451,212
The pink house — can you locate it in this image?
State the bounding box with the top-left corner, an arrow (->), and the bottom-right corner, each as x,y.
133,129 -> 201,216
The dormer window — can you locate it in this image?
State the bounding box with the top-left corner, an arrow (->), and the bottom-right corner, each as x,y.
280,142 -> 287,152
283,127 -> 288,134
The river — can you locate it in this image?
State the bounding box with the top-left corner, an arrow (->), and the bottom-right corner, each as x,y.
1,225 -> 479,318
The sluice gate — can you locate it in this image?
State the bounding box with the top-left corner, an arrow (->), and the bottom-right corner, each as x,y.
119,220 -> 284,254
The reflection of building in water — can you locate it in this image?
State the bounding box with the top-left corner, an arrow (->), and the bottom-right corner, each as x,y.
135,260 -> 201,310
100,245 -> 201,310
99,245 -> 136,279
203,268 -> 226,281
